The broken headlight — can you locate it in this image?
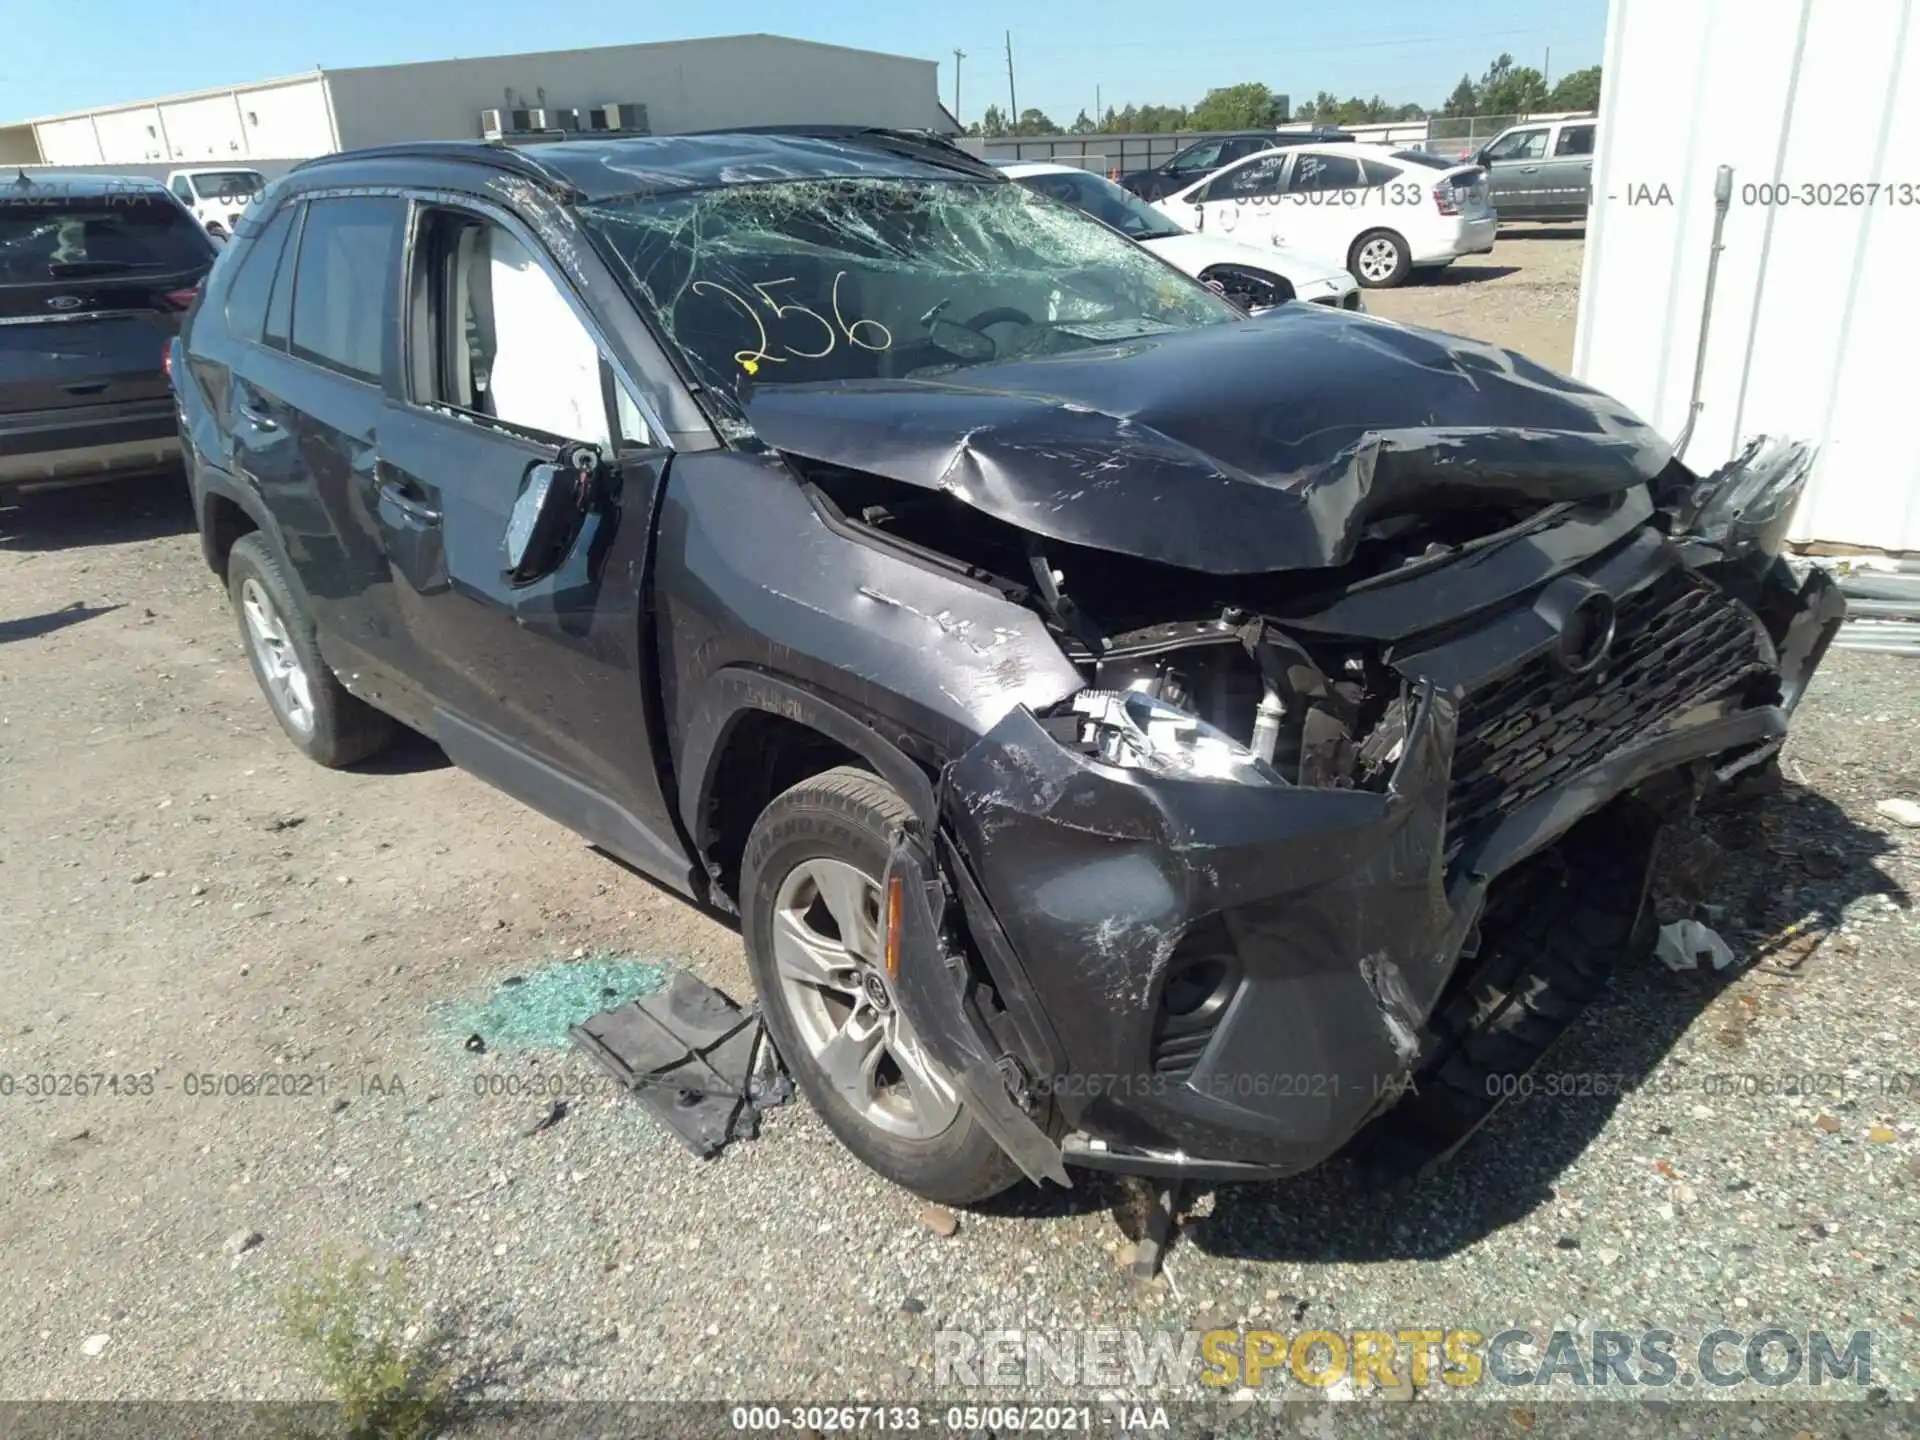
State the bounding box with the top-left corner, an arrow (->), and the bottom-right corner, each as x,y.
1071,690 -> 1283,787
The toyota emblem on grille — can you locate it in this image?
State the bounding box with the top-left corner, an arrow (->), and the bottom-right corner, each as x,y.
46,295 -> 85,311
1553,590 -> 1617,675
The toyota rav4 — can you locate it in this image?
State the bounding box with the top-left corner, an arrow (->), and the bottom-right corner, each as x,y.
170,130 -> 1842,1204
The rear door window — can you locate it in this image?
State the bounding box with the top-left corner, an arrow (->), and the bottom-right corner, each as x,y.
0,190 -> 213,284
223,203 -> 297,344
287,195 -> 404,383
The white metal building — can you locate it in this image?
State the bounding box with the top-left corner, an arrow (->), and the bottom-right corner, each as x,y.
0,34 -> 953,169
1575,0 -> 1920,554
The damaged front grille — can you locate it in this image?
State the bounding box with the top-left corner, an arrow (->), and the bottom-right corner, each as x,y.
1444,570 -> 1770,864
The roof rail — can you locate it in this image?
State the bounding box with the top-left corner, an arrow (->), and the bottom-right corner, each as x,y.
291,140 -> 580,199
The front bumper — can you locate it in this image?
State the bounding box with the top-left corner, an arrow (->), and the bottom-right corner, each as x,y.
923,502 -> 1842,1183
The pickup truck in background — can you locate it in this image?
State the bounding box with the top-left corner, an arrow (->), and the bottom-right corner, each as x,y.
1474,117 -> 1597,222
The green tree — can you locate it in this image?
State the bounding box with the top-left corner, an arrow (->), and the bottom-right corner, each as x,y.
978,103 -> 1009,138
1478,53 -> 1549,114
1069,108 -> 1097,135
1440,74 -> 1479,117
1189,81 -> 1284,131
1099,105 -> 1121,132
1135,103 -> 1190,132
1548,65 -> 1602,111
1013,107 -> 1059,136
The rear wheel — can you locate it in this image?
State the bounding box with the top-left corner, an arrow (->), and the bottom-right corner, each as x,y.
741,766 -> 1021,1205
1350,229 -> 1412,288
226,534 -> 396,767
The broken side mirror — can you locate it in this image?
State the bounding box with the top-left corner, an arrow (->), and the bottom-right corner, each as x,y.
504,443 -> 599,586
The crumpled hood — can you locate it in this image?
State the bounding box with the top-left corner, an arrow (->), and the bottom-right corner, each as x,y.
743,305 -> 1673,574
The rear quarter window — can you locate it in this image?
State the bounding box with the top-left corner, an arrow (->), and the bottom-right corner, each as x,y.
223,203 -> 298,345
0,191 -> 212,284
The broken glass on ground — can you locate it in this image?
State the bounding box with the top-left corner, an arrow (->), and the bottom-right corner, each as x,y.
440,954 -> 670,1052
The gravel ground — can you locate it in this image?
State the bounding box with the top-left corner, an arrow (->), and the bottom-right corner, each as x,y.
3,235 -> 1917,1422
1365,225 -> 1586,370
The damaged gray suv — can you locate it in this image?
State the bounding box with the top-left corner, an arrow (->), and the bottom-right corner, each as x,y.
171,129 -> 1843,1204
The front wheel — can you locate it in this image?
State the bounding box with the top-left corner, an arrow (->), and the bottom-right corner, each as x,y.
1349,229 -> 1412,288
741,767 -> 1021,1205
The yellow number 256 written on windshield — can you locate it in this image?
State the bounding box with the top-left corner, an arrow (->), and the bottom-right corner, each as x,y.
689,270 -> 894,376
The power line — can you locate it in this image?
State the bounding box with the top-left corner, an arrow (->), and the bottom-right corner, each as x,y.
955,24 -> 1560,57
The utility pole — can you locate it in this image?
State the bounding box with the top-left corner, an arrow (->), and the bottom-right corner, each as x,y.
953,48 -> 966,126
1544,46 -> 1552,90
1096,84 -> 1102,125
1005,31 -> 1018,129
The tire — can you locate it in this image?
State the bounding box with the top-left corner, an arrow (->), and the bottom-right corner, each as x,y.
226,533 -> 397,768
741,766 -> 1021,1205
1349,229 -> 1413,288
1355,806 -> 1658,1178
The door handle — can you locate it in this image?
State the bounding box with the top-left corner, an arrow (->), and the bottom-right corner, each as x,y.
237,397 -> 278,431
377,478 -> 441,526
1520,165 -> 1541,173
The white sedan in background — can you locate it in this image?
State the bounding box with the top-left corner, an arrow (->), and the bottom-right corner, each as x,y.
1001,162 -> 1363,313
1151,143 -> 1497,288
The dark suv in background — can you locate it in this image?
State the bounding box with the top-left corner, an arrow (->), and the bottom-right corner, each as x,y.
1,172 -> 215,499
171,130 -> 1838,1207
1119,127 -> 1354,200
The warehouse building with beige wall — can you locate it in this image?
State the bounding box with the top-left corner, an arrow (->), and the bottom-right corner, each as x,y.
0,34 -> 955,173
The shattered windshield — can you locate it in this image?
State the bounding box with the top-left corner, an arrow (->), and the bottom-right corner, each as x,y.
579,177 -> 1239,410
1009,169 -> 1188,242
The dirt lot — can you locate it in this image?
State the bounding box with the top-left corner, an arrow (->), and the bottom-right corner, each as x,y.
1364,225 -> 1587,372
4,231 -> 1919,1419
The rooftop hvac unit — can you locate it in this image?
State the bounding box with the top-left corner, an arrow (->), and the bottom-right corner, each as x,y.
594,103 -> 651,134
479,107 -> 536,139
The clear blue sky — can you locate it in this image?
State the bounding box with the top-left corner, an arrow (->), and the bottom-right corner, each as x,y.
1,0 -> 1608,125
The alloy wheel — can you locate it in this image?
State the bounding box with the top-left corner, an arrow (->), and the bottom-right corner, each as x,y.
1358,237 -> 1401,283
769,855 -> 960,1139
239,577 -> 315,735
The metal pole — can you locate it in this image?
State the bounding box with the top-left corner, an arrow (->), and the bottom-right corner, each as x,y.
1006,31 -> 1018,129
953,49 -> 965,127
1674,165 -> 1736,460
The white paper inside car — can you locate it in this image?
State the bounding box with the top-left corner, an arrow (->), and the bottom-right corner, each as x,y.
485,233 -> 609,449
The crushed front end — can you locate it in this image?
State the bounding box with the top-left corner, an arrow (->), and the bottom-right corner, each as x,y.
920,440 -> 1843,1183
